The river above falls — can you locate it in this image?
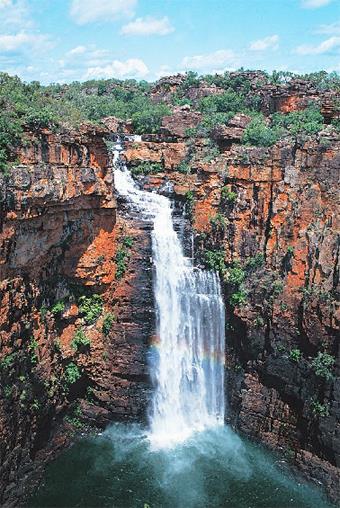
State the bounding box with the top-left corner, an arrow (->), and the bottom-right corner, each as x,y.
28,423 -> 332,508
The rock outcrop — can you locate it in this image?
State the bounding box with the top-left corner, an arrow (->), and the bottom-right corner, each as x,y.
0,125 -> 153,505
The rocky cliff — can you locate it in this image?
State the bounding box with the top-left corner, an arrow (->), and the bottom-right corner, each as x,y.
122,101 -> 340,502
0,125 -> 153,505
0,74 -> 339,505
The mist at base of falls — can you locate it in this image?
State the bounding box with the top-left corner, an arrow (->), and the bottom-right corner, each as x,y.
28,423 -> 332,508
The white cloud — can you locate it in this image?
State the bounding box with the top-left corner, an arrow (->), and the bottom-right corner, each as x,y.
68,45 -> 87,56
295,36 -> 340,54
0,32 -> 50,51
316,21 -> 340,34
120,16 -> 174,36
181,49 -> 236,71
84,58 -> 149,79
301,0 -> 333,8
70,0 -> 137,25
249,34 -> 279,51
0,0 -> 33,30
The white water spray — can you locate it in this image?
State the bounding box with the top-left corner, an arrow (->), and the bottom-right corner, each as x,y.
113,140 -> 225,448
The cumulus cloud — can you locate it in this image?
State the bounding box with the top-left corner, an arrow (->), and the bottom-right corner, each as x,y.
301,0 -> 333,8
181,49 -> 236,71
84,58 -> 149,79
70,0 -> 137,25
120,16 -> 174,36
295,36 -> 340,54
0,32 -> 50,51
249,34 -> 279,51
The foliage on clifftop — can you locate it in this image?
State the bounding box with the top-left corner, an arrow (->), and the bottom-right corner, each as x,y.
1,69 -> 339,172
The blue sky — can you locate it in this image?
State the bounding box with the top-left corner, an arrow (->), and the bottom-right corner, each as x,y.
0,0 -> 339,84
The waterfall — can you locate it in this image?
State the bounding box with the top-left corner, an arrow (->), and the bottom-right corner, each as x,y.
114,141 -> 225,448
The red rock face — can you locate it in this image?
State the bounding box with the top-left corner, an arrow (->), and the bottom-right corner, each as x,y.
0,126 -> 153,505
161,106 -> 202,138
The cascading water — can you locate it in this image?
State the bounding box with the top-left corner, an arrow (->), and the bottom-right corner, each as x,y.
113,139 -> 225,448
30,140 -> 333,508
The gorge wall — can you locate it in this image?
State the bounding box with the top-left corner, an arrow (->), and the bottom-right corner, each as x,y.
0,73 -> 339,505
121,99 -> 339,501
0,126 -> 153,505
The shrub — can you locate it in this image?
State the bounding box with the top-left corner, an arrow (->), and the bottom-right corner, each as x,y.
221,187 -> 237,204
242,116 -> 281,147
311,399 -> 329,417
177,161 -> 191,174
272,106 -> 324,136
184,190 -> 195,217
64,362 -> 81,386
131,162 -> 162,176
131,103 -> 171,134
115,236 -> 133,279
203,250 -> 226,273
199,91 -> 247,114
210,213 -> 226,231
50,300 -> 65,316
228,265 -> 245,286
311,352 -> 335,381
122,236 -> 133,248
102,313 -> 115,336
255,316 -> 265,327
289,348 -> 302,362
230,290 -> 247,307
0,352 -> 16,370
78,294 -> 103,324
72,328 -> 91,351
246,253 -> 265,270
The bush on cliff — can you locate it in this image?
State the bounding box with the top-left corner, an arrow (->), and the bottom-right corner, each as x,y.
272,105 -> 324,136
242,116 -> 281,147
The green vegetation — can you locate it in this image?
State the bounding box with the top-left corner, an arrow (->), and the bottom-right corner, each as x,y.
102,313 -> 115,336
242,116 -> 281,147
184,190 -> 195,218
271,105 -> 324,136
64,362 -> 81,386
0,69 -> 335,173
28,337 -> 39,364
221,187 -> 237,204
0,352 -> 17,370
227,265 -> 245,286
50,300 -> 65,316
289,348 -> 302,363
72,328 -> 91,351
203,250 -> 226,273
177,161 -> 191,174
246,253 -> 265,270
311,352 -> 335,381
311,399 -> 329,417
131,162 -> 163,176
115,236 -> 134,280
210,213 -> 226,231
78,294 -> 103,324
230,290 -> 247,307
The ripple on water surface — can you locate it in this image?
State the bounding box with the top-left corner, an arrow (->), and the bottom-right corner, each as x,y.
28,423 -> 333,508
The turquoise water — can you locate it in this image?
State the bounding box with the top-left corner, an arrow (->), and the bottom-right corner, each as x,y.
28,423 -> 332,508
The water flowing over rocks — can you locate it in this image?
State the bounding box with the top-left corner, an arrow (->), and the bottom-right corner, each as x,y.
0,73 -> 339,505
